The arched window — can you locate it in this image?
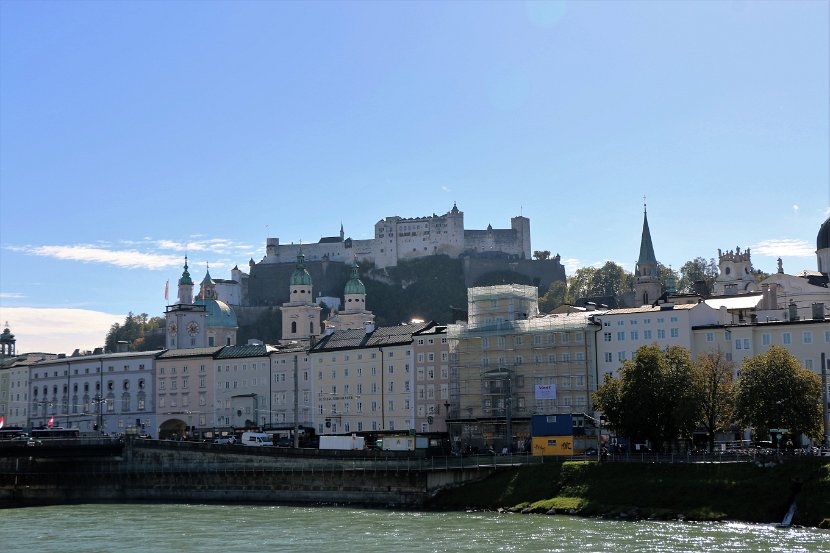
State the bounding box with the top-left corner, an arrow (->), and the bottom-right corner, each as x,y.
309,321 -> 314,333
291,321 -> 297,333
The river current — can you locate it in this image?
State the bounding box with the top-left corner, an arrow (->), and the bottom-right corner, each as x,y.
2,504 -> 827,553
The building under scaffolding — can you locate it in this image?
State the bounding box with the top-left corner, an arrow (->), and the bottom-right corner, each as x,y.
447,285 -> 600,453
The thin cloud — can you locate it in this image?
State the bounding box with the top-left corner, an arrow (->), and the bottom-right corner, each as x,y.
0,292 -> 25,299
751,239 -> 814,258
0,306 -> 124,354
9,244 -> 181,270
792,204 -> 799,213
441,186 -> 452,193
562,257 -> 582,275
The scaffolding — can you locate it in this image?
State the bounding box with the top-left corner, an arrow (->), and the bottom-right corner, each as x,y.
447,299 -> 600,452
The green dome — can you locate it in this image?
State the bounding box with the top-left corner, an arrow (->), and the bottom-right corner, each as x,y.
178,258 -> 193,286
290,252 -> 313,286
194,298 -> 238,328
344,262 -> 365,295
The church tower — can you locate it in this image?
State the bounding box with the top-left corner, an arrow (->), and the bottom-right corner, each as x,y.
0,322 -> 16,359
634,205 -> 661,307
324,260 -> 375,332
713,246 -> 756,295
165,257 -> 207,350
194,265 -> 238,347
281,250 -> 322,343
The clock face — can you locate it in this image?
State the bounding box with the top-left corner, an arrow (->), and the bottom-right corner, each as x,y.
168,323 -> 177,335
187,321 -> 200,336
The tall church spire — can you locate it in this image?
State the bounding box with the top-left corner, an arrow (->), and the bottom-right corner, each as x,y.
177,256 -> 194,305
638,203 -> 657,268
634,203 -> 661,306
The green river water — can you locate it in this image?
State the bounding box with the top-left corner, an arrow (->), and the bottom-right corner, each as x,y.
2,504 -> 828,552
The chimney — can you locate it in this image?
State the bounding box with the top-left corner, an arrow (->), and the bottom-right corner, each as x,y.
788,300 -> 798,321
116,341 -> 129,353
92,347 -> 103,355
812,303 -> 825,320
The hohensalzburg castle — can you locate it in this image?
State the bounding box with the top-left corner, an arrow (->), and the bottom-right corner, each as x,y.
257,203 -> 531,269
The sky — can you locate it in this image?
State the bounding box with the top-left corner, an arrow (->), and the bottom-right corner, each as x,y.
1,0 -> 828,355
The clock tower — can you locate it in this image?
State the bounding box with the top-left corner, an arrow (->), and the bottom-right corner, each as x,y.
165,257 -> 208,350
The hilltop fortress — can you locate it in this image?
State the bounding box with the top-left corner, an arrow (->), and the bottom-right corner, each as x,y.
257,203 -> 531,269
226,204 -> 563,312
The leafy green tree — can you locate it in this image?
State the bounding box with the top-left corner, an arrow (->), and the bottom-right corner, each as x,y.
735,346 -> 823,442
104,312 -> 165,352
533,250 -> 551,260
677,257 -> 718,295
594,344 -> 701,451
566,262 -> 633,306
538,280 -> 567,312
692,352 -> 736,452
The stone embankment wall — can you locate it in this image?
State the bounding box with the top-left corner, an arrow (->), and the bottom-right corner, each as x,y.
0,440 -> 492,508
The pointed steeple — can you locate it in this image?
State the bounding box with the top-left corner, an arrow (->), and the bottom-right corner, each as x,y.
638,205 -> 657,267
198,263 -> 217,300
634,203 -> 661,306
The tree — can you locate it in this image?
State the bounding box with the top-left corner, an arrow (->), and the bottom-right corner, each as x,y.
533,250 -> 551,260
538,280 -> 567,312
735,346 -> 823,443
692,352 -> 736,452
104,312 -> 165,352
593,344 -> 700,451
677,257 -> 718,295
566,262 -> 633,307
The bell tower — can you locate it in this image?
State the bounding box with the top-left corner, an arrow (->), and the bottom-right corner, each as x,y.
634,204 -> 661,306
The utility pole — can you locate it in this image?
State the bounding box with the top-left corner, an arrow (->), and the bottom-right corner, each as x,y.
822,352 -> 829,448
293,354 -> 300,448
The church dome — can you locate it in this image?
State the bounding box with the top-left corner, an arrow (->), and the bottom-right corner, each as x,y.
344,262 -> 365,295
195,298 -> 238,328
290,252 -> 313,286
818,216 -> 830,250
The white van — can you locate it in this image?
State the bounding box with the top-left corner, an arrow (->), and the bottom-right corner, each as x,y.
241,432 -> 273,447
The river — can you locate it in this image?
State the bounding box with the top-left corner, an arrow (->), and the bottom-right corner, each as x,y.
2,504 -> 827,552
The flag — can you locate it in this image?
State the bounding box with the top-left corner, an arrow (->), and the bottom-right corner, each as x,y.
47,416 -> 54,427
164,280 -> 169,301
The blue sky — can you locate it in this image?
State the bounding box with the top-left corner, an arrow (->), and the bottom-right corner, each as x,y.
1,0 -> 828,354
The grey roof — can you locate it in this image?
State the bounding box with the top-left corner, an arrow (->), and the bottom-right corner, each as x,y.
310,322 -> 430,352
33,350 -> 164,366
156,347 -> 223,359
215,344 -> 276,359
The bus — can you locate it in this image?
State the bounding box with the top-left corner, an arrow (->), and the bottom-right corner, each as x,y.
0,428 -> 28,441
30,427 -> 81,439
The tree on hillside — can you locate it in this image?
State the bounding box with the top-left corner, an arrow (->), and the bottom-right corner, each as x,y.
692,352 -> 736,452
538,280 -> 567,312
677,257 -> 718,295
104,312 -> 165,352
593,344 -> 701,451
533,250 -> 551,260
735,346 -> 823,443
566,262 -> 633,306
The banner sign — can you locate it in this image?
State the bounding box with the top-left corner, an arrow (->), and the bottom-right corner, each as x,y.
534,384 -> 557,400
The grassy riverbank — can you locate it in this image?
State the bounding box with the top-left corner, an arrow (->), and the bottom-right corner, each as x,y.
427,458 -> 830,527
